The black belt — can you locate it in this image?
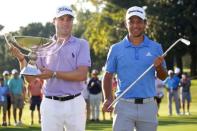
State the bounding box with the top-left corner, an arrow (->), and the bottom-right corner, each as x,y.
120,97 -> 155,104
134,98 -> 144,104
45,93 -> 81,101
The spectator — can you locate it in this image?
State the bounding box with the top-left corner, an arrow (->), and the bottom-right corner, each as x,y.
28,78 -> 43,125
88,69 -> 102,122
2,70 -> 12,125
0,77 -> 9,126
8,69 -> 26,126
164,70 -> 180,116
180,73 -> 191,115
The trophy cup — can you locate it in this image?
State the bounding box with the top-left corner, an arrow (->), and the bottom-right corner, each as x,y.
4,34 -> 55,76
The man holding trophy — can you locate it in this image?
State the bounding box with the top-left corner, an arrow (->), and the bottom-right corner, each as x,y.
8,5 -> 91,131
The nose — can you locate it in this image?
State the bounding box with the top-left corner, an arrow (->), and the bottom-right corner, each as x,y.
132,21 -> 139,28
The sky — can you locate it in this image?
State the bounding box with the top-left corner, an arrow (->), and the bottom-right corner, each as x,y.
0,0 -> 83,34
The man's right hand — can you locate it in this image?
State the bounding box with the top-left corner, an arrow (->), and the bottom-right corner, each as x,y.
102,99 -> 114,112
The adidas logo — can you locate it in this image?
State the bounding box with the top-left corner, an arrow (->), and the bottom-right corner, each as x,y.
146,52 -> 152,56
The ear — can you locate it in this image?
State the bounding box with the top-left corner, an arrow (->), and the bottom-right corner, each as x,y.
124,19 -> 128,28
144,20 -> 147,25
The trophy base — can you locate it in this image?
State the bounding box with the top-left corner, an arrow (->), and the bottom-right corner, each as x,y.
20,64 -> 41,76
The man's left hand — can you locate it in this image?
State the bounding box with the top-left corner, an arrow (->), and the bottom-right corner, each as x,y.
37,67 -> 53,79
154,56 -> 164,69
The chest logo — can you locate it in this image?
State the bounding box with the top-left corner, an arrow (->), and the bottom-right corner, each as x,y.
72,53 -> 75,58
146,52 -> 152,56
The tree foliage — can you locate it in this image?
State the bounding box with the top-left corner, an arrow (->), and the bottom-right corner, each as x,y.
145,0 -> 197,74
84,0 -> 196,75
0,0 -> 196,75
19,22 -> 55,38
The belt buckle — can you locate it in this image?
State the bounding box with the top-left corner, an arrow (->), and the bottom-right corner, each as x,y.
52,96 -> 62,101
135,98 -> 143,104
57,97 -> 62,101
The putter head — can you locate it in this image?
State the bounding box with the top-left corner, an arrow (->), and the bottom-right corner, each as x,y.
180,38 -> 190,46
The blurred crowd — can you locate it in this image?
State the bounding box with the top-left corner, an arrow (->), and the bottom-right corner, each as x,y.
0,69 -> 43,126
155,67 -> 192,116
0,67 -> 192,127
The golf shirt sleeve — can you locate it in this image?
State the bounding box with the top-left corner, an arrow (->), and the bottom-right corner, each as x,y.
105,45 -> 117,73
76,39 -> 91,67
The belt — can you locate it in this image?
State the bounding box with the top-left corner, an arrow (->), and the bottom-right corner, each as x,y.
45,93 -> 81,101
120,97 -> 154,104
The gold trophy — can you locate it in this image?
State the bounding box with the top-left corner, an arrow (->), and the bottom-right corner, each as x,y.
4,34 -> 55,76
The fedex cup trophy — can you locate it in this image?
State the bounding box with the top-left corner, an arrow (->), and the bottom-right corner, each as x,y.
4,34 -> 64,76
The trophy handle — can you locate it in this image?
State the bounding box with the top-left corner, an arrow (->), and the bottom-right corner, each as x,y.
4,34 -> 31,55
4,34 -> 12,47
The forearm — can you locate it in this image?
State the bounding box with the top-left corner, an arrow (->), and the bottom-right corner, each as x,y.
102,72 -> 113,100
154,56 -> 167,80
55,66 -> 88,81
11,46 -> 27,70
18,57 -> 27,70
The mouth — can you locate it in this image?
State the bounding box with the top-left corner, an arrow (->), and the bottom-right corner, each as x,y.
132,28 -> 140,32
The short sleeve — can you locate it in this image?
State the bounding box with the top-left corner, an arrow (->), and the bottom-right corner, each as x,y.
77,40 -> 91,67
104,45 -> 117,73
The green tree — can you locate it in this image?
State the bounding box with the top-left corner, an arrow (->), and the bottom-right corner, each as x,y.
86,0 -> 196,75
146,0 -> 197,75
19,22 -> 55,38
83,0 -> 146,70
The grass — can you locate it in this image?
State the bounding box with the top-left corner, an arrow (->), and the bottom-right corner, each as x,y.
0,80 -> 197,131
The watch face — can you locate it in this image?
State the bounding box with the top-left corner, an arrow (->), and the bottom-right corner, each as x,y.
52,72 -> 57,78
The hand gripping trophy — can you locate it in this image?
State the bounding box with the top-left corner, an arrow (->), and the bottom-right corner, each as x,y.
4,34 -> 65,76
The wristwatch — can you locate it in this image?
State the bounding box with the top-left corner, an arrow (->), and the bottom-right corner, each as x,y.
52,71 -> 57,78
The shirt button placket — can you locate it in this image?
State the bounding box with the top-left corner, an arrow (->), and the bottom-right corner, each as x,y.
135,48 -> 139,60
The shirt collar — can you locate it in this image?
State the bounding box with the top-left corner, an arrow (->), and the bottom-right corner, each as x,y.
52,35 -> 75,44
123,35 -> 150,48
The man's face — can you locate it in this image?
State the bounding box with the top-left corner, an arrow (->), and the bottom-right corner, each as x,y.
92,73 -> 97,78
169,73 -> 174,77
13,73 -> 18,78
125,16 -> 146,38
4,74 -> 9,79
54,15 -> 73,37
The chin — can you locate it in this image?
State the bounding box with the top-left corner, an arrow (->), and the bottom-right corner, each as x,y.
133,34 -> 143,38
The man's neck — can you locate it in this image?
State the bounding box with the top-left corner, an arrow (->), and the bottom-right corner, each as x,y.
128,34 -> 144,46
